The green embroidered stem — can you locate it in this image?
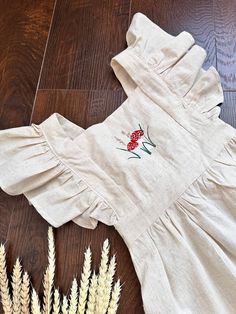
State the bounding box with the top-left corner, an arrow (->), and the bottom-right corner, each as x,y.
140,142 -> 152,154
139,124 -> 156,147
116,147 -> 141,159
138,123 -> 143,132
145,126 -> 156,147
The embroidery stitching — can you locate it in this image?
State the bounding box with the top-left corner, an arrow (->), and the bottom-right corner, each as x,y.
116,124 -> 156,159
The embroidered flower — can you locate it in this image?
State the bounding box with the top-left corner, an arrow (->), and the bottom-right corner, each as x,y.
116,124 -> 156,159
130,130 -> 144,141
127,140 -> 139,151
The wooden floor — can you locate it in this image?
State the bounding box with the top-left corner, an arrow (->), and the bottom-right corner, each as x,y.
0,1 -> 236,313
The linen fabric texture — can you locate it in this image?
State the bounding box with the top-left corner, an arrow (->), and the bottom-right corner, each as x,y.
0,13 -> 236,314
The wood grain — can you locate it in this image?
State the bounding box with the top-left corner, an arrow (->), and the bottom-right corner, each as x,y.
220,92 -> 236,128
214,0 -> 236,90
130,0 -> 216,69
0,0 -> 55,129
0,0 -> 55,247
31,89 -> 126,127
39,0 -> 130,90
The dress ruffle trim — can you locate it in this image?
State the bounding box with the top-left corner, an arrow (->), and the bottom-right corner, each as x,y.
0,113 -> 117,229
112,12 -> 223,120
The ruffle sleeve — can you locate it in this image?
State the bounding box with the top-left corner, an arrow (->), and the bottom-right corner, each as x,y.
0,113 -> 117,229
111,12 -> 223,121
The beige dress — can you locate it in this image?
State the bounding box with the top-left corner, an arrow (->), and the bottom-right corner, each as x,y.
0,13 -> 236,313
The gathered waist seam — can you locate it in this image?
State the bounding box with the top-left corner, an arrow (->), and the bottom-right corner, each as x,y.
116,134 -> 236,248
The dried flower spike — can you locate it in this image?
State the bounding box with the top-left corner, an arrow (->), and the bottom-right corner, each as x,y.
69,278 -> 78,314
78,247 -> 92,314
0,244 -> 12,314
43,226 -> 55,314
21,271 -> 30,314
12,258 -> 22,314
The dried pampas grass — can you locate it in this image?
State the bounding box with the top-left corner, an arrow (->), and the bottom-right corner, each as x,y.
0,227 -> 122,314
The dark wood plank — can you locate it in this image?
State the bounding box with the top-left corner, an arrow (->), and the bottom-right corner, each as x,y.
0,0 -> 55,250
130,0 -> 216,69
0,0 -> 56,128
39,0 -> 130,90
214,0 -> 236,90
0,192 -> 23,243
31,89 -> 126,127
3,198 -> 49,291
220,92 -> 236,128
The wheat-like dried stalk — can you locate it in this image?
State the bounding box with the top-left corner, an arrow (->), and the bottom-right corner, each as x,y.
31,288 -> 41,314
107,279 -> 121,314
69,278 -> 78,314
102,255 -> 116,311
61,295 -> 69,314
86,271 -> 98,314
0,229 -> 122,314
43,227 -> 55,314
95,239 -> 110,314
12,258 -> 22,314
42,267 -> 50,313
20,271 -> 30,314
52,288 -> 60,314
0,244 -> 12,314
77,247 -> 91,314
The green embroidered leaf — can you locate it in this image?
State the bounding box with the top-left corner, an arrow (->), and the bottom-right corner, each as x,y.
140,142 -> 152,154
144,126 -> 156,147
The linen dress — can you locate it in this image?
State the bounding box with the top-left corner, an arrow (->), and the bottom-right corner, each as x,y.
0,12 -> 236,313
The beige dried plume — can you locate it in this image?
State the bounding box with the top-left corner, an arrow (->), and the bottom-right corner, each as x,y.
95,239 -> 110,313
12,258 -> 22,314
0,229 -> 122,314
61,295 -> 69,314
43,227 -> 55,314
77,247 -> 92,314
21,271 -> 30,314
52,288 -> 60,314
86,271 -> 98,314
0,243 -> 12,314
107,279 -> 122,314
102,255 -> 117,311
69,278 -> 78,314
31,288 -> 41,314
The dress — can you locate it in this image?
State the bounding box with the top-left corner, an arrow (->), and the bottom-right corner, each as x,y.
0,12 -> 236,313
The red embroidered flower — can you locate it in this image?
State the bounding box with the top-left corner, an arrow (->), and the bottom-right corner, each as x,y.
130,130 -> 144,141
127,140 -> 139,151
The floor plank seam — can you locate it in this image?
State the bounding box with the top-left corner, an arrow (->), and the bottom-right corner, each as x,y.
29,0 -> 58,125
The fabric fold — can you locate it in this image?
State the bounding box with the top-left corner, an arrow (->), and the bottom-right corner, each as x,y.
0,113 -> 116,229
112,12 -> 223,122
